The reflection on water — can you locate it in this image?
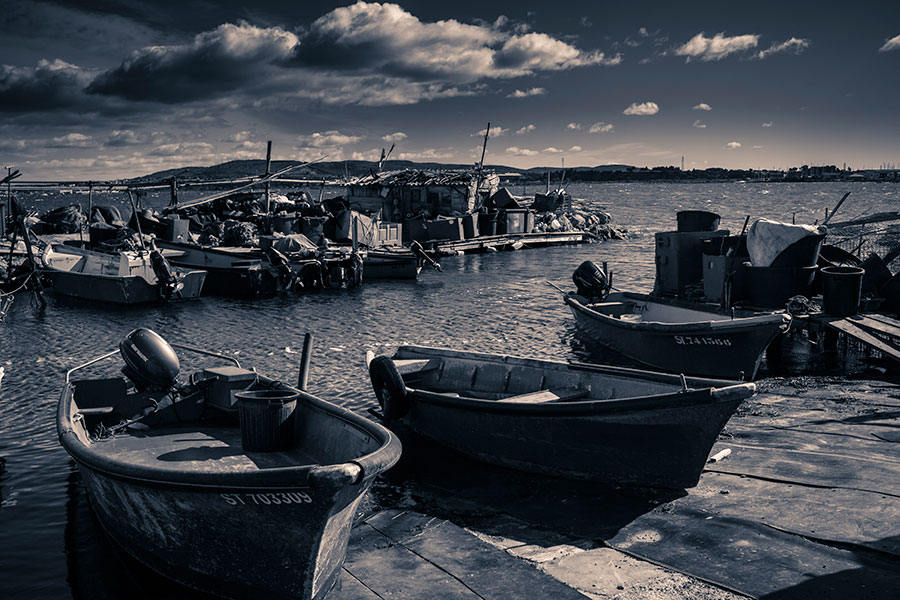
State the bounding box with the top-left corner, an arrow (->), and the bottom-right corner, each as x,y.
1,181 -> 895,598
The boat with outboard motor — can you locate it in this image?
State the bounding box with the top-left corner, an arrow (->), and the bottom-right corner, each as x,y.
58,328 -> 401,599
40,242 -> 205,304
559,261 -> 791,380
367,345 -> 755,489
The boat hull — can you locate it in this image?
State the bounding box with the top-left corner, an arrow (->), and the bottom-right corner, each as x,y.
364,252 -> 421,279
43,269 -> 205,304
565,294 -> 789,379
77,465 -> 365,600
407,387 -> 743,488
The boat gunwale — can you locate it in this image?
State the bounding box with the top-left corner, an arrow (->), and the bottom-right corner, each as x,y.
42,244 -> 207,281
564,294 -> 791,333
58,374 -> 401,490
393,345 -> 755,416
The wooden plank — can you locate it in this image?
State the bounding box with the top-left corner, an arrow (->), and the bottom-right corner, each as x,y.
826,318 -> 900,362
851,314 -> 900,340
395,358 -> 440,376
497,387 -> 589,404
860,312 -> 900,330
354,510 -> 588,600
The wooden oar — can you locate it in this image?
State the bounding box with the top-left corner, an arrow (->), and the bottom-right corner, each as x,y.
822,191 -> 851,226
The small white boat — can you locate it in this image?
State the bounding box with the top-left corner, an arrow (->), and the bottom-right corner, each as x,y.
41,244 -> 206,304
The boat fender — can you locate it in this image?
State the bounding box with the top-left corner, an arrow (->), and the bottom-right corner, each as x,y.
119,328 -> 180,390
572,260 -> 610,301
368,356 -> 408,419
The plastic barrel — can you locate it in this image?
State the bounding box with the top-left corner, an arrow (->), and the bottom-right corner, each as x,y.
478,211 -> 498,236
820,266 -> 864,317
236,389 -> 299,452
676,210 -> 720,232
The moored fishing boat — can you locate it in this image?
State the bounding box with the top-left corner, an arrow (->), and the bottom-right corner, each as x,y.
58,329 -> 401,599
156,239 -> 279,297
563,290 -> 791,380
41,243 -> 206,304
367,345 -> 755,489
363,247 -> 422,279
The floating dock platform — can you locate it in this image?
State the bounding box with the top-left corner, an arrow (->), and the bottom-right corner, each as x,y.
427,231 -> 586,256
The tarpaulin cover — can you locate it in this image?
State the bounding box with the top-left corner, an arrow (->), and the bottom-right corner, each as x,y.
746,218 -> 825,266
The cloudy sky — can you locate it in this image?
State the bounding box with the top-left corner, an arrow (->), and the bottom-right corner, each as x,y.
2,0 -> 899,179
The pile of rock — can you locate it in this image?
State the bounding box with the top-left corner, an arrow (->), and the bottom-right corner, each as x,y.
532,209 -> 628,241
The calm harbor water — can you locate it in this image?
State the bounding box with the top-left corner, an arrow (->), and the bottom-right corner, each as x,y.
0,181 -> 896,598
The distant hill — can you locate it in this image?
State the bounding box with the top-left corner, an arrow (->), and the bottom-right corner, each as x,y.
128,159 -> 765,185
129,159 -> 532,184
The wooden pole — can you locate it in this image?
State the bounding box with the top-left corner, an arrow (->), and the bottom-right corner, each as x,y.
265,140 -> 272,214
170,178 -> 178,208
822,192 -> 851,226
297,333 -> 313,391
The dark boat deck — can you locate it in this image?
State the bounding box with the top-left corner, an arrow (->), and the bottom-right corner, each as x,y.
90,425 -> 322,473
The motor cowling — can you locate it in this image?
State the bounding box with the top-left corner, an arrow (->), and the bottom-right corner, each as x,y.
120,328 -> 180,390
572,260 -> 609,300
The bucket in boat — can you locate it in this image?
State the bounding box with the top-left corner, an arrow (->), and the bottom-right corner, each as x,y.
236,389 -> 299,452
820,266 -> 864,317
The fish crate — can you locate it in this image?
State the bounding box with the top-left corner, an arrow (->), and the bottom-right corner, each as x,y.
377,222 -> 403,246
426,217 -> 465,241
655,230 -> 728,296
499,209 -> 528,234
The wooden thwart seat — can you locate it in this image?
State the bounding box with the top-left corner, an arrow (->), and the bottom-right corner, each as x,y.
497,387 -> 589,404
395,358 -> 441,376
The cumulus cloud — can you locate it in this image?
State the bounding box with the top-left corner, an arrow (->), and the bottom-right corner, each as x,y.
0,139 -> 26,151
567,122 -> 582,130
623,101 -> 659,115
542,145 -> 582,154
299,130 -> 362,147
693,103 -> 711,111
515,124 -> 536,135
755,37 -> 809,59
589,122 -> 614,133
149,142 -> 216,156
693,120 -> 706,129
879,34 -> 900,52
475,125 -> 507,137
291,2 -> 618,82
505,146 -> 538,156
48,133 -> 95,148
88,21 -> 298,103
675,32 -> 759,61
762,121 -> 773,127
507,87 -> 546,98
226,131 -> 252,143
0,59 -> 95,113
397,148 -> 454,160
106,129 -> 143,146
725,141 -> 741,149
382,131 -> 407,143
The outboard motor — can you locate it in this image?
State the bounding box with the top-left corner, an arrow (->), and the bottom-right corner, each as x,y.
149,241 -> 181,300
573,260 -> 610,300
266,247 -> 294,289
119,328 -> 180,391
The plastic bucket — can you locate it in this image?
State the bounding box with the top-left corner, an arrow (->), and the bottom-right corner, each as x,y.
676,210 -> 720,233
236,389 -> 299,452
820,266 -> 864,317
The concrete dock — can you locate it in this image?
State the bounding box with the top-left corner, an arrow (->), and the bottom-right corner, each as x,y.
334,376 -> 900,599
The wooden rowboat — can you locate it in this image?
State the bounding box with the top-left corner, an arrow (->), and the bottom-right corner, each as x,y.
59,329 -> 401,599
564,291 -> 791,380
367,345 -> 755,489
41,243 -> 206,304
